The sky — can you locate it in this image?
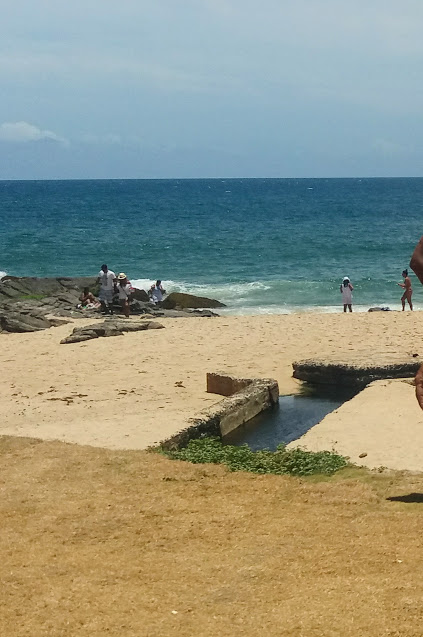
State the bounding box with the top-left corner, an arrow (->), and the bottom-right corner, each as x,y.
1,0 -> 423,179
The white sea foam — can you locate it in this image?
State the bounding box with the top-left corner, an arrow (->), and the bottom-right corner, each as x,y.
130,278 -> 271,305
0,270 -> 7,279
129,277 -> 416,316
219,304 -> 406,316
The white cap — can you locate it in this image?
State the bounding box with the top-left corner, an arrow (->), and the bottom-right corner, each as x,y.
343,276 -> 350,282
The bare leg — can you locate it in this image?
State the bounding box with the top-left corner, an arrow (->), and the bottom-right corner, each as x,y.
411,237 -> 423,409
343,304 -> 347,313
410,236 -> 423,284
416,364 -> 423,410
348,304 -> 352,312
401,294 -> 406,311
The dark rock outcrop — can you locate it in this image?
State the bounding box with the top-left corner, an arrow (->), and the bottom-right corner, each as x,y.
60,319 -> 165,344
0,310 -> 60,332
131,288 -> 149,302
129,300 -> 162,315
292,358 -> 421,388
0,276 -> 222,333
186,309 -> 219,317
161,292 -> 226,310
0,275 -> 98,303
0,276 -> 101,332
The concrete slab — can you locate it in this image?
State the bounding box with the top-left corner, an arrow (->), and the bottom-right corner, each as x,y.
293,355 -> 421,388
288,379 -> 423,472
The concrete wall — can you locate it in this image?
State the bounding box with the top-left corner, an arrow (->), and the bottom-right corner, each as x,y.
160,372 -> 279,449
206,373 -> 253,397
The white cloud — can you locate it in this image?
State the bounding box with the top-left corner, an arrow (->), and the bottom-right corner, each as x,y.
0,121 -> 68,144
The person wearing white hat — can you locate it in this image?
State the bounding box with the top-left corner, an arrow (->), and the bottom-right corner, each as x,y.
340,276 -> 353,312
117,273 -> 133,318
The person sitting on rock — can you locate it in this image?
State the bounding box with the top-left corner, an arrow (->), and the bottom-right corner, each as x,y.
117,273 -> 133,318
149,280 -> 166,304
78,287 -> 97,309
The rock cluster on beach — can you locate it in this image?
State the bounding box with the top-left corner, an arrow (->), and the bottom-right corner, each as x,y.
60,319 -> 165,344
0,276 -> 223,333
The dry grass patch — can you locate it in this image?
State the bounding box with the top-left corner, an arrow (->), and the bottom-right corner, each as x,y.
2,436 -> 423,636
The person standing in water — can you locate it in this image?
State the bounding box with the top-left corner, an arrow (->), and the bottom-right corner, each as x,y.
340,276 -> 353,312
397,268 -> 413,311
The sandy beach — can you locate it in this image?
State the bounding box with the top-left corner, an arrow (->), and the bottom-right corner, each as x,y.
1,310 -> 423,469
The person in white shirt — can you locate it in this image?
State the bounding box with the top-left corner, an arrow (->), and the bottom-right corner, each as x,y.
340,276 -> 353,312
97,264 -> 116,314
149,280 -> 166,304
116,273 -> 133,317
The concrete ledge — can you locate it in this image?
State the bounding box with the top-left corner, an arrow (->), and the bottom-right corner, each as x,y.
293,357 -> 421,389
206,372 -> 256,397
160,372 -> 279,450
287,378 -> 423,472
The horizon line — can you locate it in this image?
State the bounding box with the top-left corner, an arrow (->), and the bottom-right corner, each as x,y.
1,175 -> 423,182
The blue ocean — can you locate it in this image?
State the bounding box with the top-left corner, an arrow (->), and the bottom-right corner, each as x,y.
1,178 -> 422,314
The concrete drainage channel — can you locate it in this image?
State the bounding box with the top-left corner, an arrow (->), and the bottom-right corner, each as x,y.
160,372 -> 279,450
224,385 -> 358,451
160,356 -> 422,452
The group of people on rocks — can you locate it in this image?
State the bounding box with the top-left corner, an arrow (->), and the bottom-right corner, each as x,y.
339,268 -> 413,313
78,264 -> 166,317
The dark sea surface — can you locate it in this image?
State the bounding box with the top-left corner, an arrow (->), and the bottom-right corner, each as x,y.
1,177 -> 422,313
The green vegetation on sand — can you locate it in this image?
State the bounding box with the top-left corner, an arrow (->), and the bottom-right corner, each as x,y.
162,437 -> 349,477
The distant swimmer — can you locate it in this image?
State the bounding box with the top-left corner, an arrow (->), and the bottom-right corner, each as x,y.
397,268 -> 413,311
340,276 -> 353,312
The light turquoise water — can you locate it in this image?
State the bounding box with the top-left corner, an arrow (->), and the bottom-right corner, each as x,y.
1,177 -> 422,313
